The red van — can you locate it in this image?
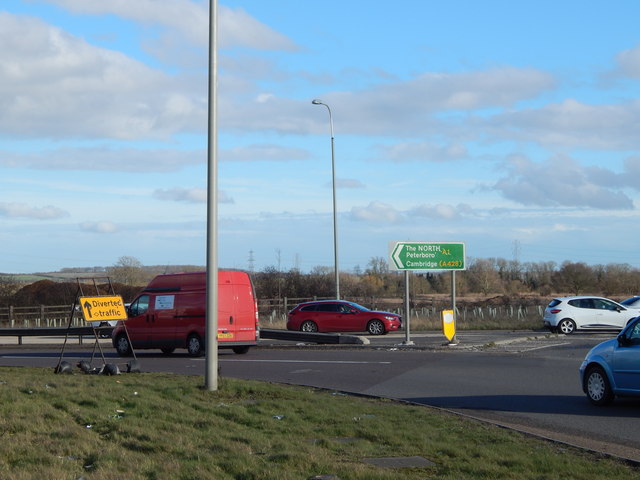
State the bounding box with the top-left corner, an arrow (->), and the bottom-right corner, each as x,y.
112,270 -> 259,356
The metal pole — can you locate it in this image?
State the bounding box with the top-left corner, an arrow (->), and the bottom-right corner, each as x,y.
312,100 -> 340,300
403,270 -> 413,345
205,0 -> 219,391
451,270 -> 458,345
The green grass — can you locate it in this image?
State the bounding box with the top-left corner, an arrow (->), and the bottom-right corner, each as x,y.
0,367 -> 637,480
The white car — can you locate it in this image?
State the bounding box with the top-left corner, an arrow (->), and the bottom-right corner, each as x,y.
543,296 -> 640,334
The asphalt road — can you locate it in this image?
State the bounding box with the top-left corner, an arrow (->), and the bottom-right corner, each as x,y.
1,330 -> 639,462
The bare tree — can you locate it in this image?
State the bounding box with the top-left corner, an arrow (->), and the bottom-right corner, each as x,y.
108,256 -> 145,286
466,258 -> 502,295
552,262 -> 595,295
0,276 -> 19,307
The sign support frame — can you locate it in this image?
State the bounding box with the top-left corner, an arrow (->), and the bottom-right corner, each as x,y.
55,277 -> 131,372
389,241 -> 466,346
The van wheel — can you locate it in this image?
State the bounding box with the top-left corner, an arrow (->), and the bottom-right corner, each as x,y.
115,335 -> 132,356
232,346 -> 250,354
187,334 -> 204,357
161,347 -> 175,355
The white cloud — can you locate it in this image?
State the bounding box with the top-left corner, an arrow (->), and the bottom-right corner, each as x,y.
363,67 -> 555,112
350,202 -> 404,224
0,147 -> 204,172
42,1 -> 298,51
615,45 -> 640,78
221,144 -> 311,162
79,221 -> 119,233
483,99 -> 640,149
551,223 -> 585,232
0,12 -> 206,140
336,179 -> 365,189
218,6 -> 299,51
374,141 -> 468,162
492,154 -> 634,209
220,67 -> 555,137
0,202 -> 68,220
151,187 -> 234,204
410,203 -> 474,220
153,187 -> 207,203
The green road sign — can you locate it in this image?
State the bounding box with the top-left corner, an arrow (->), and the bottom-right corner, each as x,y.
389,242 -> 466,271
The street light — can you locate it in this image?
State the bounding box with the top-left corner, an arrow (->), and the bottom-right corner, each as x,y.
312,99 -> 340,300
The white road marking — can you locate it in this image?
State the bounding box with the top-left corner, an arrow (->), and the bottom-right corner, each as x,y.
217,359 -> 392,364
520,342 -> 571,351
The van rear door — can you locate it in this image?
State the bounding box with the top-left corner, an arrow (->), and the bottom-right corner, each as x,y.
218,282 -> 234,341
232,279 -> 258,341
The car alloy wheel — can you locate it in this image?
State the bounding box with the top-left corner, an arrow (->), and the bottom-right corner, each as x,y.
586,367 -> 614,406
300,321 -> 318,333
367,319 -> 385,335
558,319 -> 576,335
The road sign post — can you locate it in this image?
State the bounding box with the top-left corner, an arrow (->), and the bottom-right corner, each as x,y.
389,242 -> 466,346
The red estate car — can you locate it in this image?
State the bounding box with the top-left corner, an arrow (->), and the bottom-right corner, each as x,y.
287,300 -> 402,335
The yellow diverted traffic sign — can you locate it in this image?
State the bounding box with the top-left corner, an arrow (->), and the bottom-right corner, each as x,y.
80,296 -> 128,322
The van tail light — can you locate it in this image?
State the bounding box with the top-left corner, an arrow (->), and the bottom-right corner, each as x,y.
254,300 -> 259,327
550,309 -> 561,314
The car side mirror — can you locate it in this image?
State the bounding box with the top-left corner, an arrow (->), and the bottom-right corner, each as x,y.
618,334 -> 631,347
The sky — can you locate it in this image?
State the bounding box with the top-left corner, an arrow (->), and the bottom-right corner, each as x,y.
2,1 -> 640,275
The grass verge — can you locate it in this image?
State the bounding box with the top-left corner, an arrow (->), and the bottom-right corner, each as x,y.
0,367 -> 637,480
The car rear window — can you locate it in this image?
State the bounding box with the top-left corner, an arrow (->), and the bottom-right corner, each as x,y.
299,305 -> 318,312
547,299 -> 561,308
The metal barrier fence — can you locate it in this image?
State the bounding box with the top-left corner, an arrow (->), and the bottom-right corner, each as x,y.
257,298 -> 546,326
0,301 -> 547,328
0,305 -> 80,328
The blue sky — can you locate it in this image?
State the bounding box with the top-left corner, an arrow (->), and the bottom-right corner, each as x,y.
2,0 -> 640,274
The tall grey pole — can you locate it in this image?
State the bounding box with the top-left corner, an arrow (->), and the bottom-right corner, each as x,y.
451,270 -> 458,345
403,270 -> 413,345
312,100 -> 339,300
205,0 -> 219,391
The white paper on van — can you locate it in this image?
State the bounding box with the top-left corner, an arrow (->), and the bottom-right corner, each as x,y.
155,295 -> 175,310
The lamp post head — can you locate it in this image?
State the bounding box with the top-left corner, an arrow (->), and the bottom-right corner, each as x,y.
312,99 -> 323,105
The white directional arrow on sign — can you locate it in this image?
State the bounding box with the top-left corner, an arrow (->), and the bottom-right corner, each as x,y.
392,243 -> 405,269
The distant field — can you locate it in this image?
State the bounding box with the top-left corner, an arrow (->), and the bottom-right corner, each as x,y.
2,273 -> 101,283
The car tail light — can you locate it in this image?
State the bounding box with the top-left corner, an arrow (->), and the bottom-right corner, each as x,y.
550,309 -> 561,314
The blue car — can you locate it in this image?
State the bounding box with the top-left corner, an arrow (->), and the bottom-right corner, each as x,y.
580,317 -> 640,405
